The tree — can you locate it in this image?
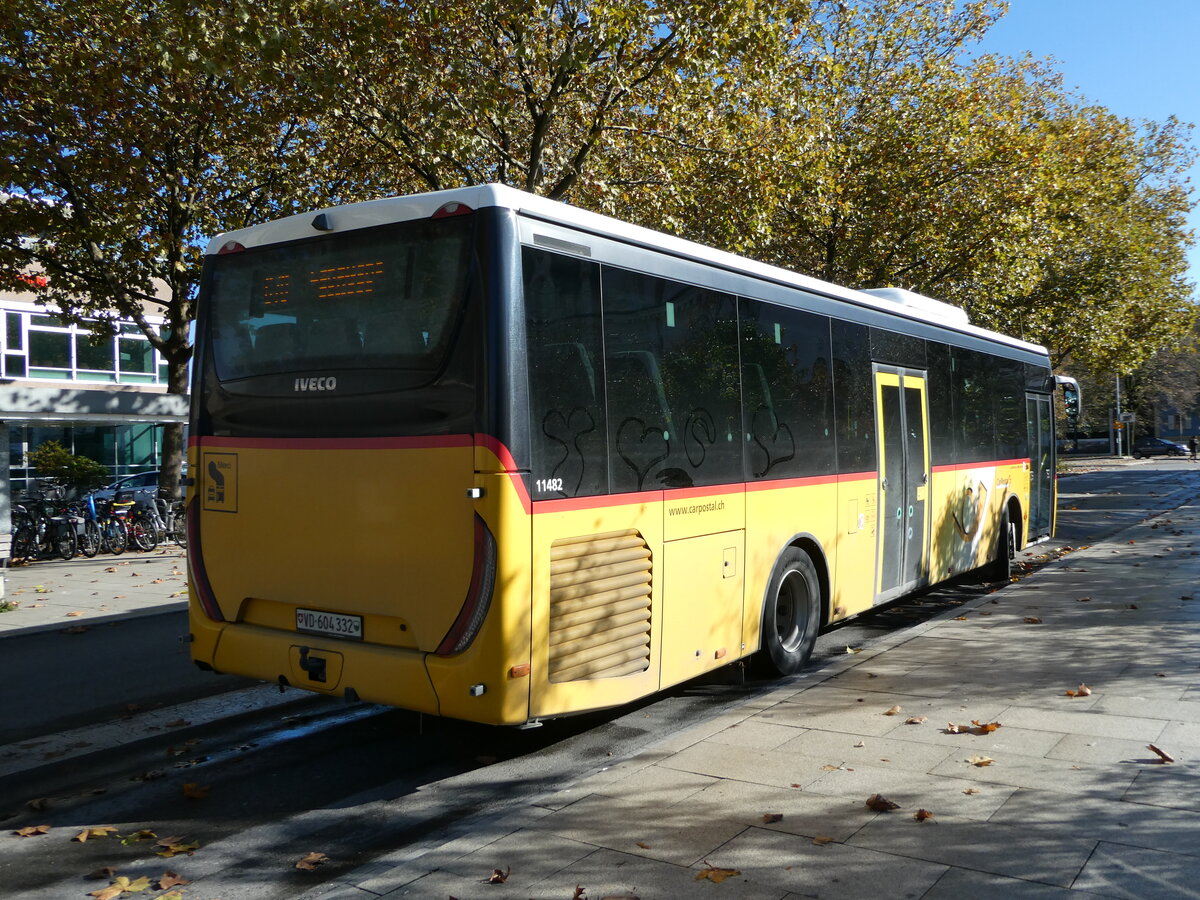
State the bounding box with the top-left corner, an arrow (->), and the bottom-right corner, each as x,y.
587,0 -> 1197,375
274,0 -> 784,201
26,439 -> 108,496
0,0 -> 364,495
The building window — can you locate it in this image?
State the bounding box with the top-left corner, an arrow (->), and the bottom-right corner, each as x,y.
2,309 -> 166,384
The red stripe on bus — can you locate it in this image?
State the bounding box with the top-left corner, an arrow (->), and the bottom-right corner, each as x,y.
931,458 -> 1030,473
746,473 -> 841,492
664,483 -> 746,501
190,435 -> 473,451
532,490 -> 665,514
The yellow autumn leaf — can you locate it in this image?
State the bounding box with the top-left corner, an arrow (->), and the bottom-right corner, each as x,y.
695,866 -> 741,883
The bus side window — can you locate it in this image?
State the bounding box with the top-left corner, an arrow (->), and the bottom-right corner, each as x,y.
608,350 -> 677,491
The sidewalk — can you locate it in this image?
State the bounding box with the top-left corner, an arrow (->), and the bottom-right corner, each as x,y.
0,545 -> 188,636
308,503 -> 1200,899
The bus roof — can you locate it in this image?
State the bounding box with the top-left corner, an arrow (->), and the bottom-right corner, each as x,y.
206,183 -> 1048,358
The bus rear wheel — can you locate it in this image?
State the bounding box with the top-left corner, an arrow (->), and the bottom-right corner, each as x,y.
756,547 -> 821,676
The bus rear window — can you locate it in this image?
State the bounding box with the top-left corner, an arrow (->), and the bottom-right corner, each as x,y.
207,216 -> 473,381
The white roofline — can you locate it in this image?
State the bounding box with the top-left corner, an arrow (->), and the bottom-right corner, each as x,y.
205,183 -> 1047,357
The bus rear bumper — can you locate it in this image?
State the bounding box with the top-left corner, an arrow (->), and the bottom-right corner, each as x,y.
194,617 -> 441,715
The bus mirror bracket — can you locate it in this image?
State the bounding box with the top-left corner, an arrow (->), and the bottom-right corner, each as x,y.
1055,375 -> 1082,424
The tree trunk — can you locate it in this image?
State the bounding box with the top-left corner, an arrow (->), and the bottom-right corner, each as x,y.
158,346 -> 191,501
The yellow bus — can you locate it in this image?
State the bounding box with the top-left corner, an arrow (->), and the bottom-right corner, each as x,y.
187,184 -> 1078,725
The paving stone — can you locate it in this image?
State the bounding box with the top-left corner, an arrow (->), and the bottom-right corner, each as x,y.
1091,694 -> 1200,724
775,726 -> 958,773
991,705 -> 1169,741
921,866 -> 1110,899
524,787 -> 751,867
1121,762 -> 1200,811
522,847 -> 788,900
659,738 -> 836,789
755,686 -> 946,736
677,778 -> 872,842
928,749 -> 1137,798
703,718 -> 810,751
989,788 -> 1200,857
1044,732 -> 1172,765
1072,841 -> 1200,899
848,813 -> 1095,886
799,757 -> 1018,820
435,832 -> 598,890
712,826 -> 947,899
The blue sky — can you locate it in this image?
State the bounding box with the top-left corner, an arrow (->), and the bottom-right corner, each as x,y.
975,0 -> 1200,295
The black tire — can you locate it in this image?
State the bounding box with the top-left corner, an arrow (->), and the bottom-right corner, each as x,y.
104,519 -> 127,554
756,547 -> 822,676
983,509 -> 1015,583
130,513 -> 157,551
55,524 -> 78,560
12,525 -> 35,563
79,519 -> 102,558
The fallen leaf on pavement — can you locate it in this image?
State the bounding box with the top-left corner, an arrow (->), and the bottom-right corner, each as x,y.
13,825 -> 50,837
1023,616 -> 1043,624
485,867 -> 510,884
905,716 -> 928,725
695,865 -> 740,883
296,852 -> 329,871
1065,683 -> 1092,698
155,837 -> 200,858
182,782 -> 209,799
762,813 -> 783,824
1148,744 -> 1176,763
635,841 -> 651,849
883,705 -> 902,716
120,830 -> 157,845
913,809 -> 935,822
865,793 -> 900,812
971,720 -> 1002,734
846,646 -> 863,655
967,755 -> 994,767
88,876 -> 151,899
157,872 -> 190,889
74,826 -> 119,842
812,836 -> 835,845
963,788 -> 982,795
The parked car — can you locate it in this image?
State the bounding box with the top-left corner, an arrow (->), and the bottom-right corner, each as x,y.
91,468 -> 188,504
1131,437 -> 1187,458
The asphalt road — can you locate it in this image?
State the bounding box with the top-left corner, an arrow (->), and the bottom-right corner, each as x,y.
0,611 -> 248,745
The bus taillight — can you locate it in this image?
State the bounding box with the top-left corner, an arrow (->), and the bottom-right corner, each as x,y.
187,499 -> 225,622
435,514 -> 497,656
218,241 -> 246,254
432,201 -> 473,219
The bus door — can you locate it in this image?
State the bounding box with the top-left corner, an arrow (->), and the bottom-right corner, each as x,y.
873,367 -> 930,602
1026,394 -> 1053,540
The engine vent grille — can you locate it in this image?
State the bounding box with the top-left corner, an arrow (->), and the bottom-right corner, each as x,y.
548,529 -> 652,683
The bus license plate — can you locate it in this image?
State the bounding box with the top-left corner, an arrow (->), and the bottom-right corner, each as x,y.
295,609 -> 363,640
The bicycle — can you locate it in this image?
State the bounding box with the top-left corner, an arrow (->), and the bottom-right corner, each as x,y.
93,496 -> 128,554
18,488 -> 77,560
68,494 -> 104,558
154,491 -> 187,548
115,491 -> 158,552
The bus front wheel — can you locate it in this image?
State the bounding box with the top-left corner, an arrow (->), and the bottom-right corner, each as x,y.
756,547 -> 821,676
